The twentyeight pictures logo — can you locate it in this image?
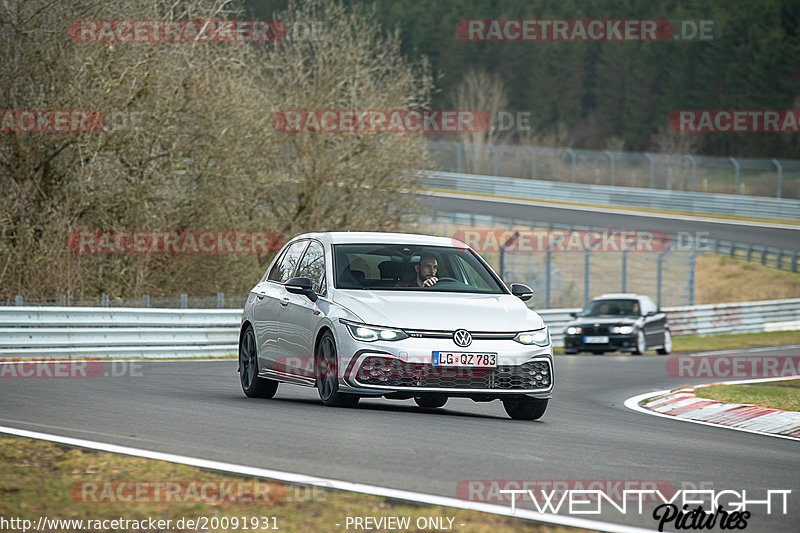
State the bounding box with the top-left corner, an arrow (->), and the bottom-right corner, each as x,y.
272,110 -> 490,133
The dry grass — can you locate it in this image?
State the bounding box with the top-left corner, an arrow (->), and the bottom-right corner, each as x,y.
0,435 -> 593,533
695,255 -> 800,304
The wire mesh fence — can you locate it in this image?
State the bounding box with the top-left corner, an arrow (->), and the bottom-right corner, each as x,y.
426,141 -> 800,199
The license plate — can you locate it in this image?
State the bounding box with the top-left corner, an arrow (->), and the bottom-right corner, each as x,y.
584,336 -> 609,344
432,352 -> 497,367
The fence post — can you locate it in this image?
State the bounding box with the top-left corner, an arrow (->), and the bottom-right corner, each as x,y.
143,294 -> 150,308
657,245 -> 671,308
451,142 -> 463,173
545,249 -> 551,309
685,155 -> 697,192
180,293 -> 188,309
527,146 -> 536,179
687,250 -> 703,306
490,143 -> 498,176
565,148 -> 576,183
58,294 -> 66,306
604,150 -> 615,186
644,152 -> 655,188
217,292 -> 225,309
729,156 -> 740,194
15,295 -> 22,306
101,293 -> 109,307
584,252 -> 590,306
771,158 -> 783,199
621,250 -> 628,292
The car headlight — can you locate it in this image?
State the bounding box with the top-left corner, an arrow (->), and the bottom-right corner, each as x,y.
514,327 -> 550,346
340,320 -> 408,342
612,325 -> 635,335
565,326 -> 582,335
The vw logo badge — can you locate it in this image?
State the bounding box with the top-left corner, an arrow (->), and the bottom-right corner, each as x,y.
453,329 -> 472,347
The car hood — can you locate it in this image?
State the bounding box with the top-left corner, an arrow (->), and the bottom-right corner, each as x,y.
332,290 -> 544,332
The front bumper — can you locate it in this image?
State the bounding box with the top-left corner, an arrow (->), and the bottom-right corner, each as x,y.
334,330 -> 554,398
564,333 -> 637,352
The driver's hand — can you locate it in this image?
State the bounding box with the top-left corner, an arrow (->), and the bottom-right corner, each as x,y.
422,276 -> 438,287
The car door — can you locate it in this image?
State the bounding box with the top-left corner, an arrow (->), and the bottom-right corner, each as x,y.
274,240 -> 326,383
252,239 -> 308,372
639,296 -> 664,346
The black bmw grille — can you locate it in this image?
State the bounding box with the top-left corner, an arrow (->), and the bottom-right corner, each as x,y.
355,357 -> 551,390
581,325 -> 609,335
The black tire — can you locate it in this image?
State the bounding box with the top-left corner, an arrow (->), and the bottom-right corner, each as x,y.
502,397 -> 548,420
238,325 -> 279,398
632,330 -> 646,355
414,396 -> 448,409
657,330 -> 672,355
315,331 -> 359,408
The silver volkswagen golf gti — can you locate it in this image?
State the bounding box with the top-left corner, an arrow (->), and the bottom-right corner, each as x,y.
238,232 -> 553,420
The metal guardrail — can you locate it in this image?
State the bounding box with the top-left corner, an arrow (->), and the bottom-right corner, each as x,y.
427,141 -> 800,200
0,307 -> 241,358
540,298 -> 800,347
425,171 -> 800,220
1,299 -> 798,357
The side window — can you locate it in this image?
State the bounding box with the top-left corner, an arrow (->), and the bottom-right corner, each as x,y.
641,297 -> 657,315
268,240 -> 308,283
296,241 -> 326,295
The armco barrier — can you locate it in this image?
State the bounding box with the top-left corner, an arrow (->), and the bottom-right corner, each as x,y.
1,299 -> 798,357
0,307 -> 241,358
424,171 -> 800,219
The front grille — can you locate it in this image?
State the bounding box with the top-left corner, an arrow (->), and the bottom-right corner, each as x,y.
355,356 -> 551,390
582,325 -> 609,335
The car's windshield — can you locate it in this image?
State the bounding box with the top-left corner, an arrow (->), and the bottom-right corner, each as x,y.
332,244 -> 505,294
578,299 -> 640,317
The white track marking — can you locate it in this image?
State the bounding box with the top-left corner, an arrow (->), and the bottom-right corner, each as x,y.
0,425 -> 656,533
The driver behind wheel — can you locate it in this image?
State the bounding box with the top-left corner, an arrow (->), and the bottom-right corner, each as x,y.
396,254 -> 439,287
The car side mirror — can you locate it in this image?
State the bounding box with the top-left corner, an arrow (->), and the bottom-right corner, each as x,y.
285,277 -> 318,302
569,312 -> 577,318
646,310 -> 656,316
510,283 -> 534,301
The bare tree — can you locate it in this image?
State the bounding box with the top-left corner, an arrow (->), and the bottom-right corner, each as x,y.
0,0 -> 432,302
449,68 -> 509,174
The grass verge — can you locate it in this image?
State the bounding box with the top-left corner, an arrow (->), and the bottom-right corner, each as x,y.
0,435 -> 592,533
693,379 -> 800,412
670,330 -> 800,353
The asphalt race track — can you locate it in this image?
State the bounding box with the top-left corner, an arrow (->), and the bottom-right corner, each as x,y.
2,348 -> 798,532
423,192 -> 800,252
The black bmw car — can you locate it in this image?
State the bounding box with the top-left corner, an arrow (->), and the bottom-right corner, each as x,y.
563,293 -> 671,355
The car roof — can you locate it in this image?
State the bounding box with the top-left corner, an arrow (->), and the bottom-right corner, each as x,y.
292,231 -> 465,248
594,293 -> 642,300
